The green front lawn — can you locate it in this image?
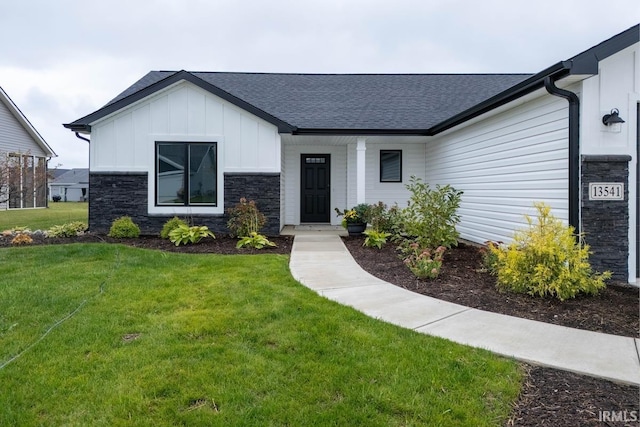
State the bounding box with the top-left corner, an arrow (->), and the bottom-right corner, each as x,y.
0,202 -> 88,231
0,244 -> 522,426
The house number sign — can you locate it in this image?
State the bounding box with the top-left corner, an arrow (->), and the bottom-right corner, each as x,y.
589,183 -> 624,200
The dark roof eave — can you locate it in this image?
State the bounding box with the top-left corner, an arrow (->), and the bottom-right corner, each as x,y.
290,128 -> 432,136
428,61 -> 572,135
429,24 -> 639,135
63,123 -> 91,132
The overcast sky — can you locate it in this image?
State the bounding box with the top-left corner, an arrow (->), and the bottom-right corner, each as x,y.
0,0 -> 638,169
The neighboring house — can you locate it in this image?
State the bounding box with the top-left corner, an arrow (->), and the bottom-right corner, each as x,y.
64,25 -> 639,283
49,168 -> 89,202
0,86 -> 56,209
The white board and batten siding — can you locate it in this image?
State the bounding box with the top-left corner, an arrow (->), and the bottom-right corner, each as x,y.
89,81 -> 281,215
426,92 -> 569,245
580,42 -> 640,282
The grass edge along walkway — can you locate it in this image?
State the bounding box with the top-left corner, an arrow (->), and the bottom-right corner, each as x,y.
0,243 -> 522,426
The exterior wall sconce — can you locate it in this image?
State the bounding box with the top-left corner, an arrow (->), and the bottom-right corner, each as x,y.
602,108 -> 625,133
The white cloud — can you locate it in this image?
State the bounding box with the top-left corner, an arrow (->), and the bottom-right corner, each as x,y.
0,0 -> 638,167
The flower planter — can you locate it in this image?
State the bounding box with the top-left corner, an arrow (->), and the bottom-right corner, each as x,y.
346,222 -> 366,236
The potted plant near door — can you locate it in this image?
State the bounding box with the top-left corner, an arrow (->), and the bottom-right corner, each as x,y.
335,203 -> 370,236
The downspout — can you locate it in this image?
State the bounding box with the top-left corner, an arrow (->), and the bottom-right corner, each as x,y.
75,132 -> 90,143
544,76 -> 580,233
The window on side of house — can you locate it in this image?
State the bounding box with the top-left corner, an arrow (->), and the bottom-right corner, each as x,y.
156,142 -> 217,206
380,150 -> 402,182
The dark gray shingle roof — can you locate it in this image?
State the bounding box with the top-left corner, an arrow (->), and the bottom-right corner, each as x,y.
105,72 -> 530,131
65,25 -> 639,135
52,168 -> 89,185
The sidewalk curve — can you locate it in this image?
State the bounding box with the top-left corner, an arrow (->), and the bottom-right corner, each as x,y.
288,234 -> 640,386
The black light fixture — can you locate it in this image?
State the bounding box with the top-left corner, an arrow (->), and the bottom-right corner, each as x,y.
602,108 -> 626,126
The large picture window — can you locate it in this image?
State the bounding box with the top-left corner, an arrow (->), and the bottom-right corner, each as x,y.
380,150 -> 402,182
156,142 -> 217,206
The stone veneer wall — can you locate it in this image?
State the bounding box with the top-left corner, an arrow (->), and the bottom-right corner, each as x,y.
581,155 -> 632,281
89,172 -> 281,236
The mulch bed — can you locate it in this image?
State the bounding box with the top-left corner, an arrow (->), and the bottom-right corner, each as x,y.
3,233 -> 639,426
342,236 -> 639,426
0,233 -> 294,255
341,237 -> 639,338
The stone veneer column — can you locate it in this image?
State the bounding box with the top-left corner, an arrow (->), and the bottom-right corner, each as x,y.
580,155 -> 632,280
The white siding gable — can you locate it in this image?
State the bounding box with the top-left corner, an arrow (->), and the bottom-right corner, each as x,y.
89,81 -> 280,173
0,97 -> 48,157
89,81 -> 281,215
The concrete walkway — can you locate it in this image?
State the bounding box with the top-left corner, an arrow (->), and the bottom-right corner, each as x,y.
288,233 -> 640,386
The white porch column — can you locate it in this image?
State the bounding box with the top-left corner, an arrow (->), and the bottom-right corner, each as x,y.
356,137 -> 366,204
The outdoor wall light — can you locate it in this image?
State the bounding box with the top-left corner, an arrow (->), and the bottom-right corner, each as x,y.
602,108 -> 625,126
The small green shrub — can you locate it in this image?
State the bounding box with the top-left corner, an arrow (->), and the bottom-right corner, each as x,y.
403,244 -> 446,279
236,232 -> 276,249
108,216 -> 140,238
227,198 -> 267,238
489,202 -> 611,301
401,176 -> 463,250
47,221 -> 88,238
480,241 -> 503,275
366,201 -> 401,234
385,205 -> 405,238
160,217 -> 187,239
169,224 -> 215,246
363,229 -> 391,249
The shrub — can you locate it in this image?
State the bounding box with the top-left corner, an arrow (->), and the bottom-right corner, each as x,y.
11,233 -> 33,245
403,244 -> 446,279
236,232 -> 276,249
363,229 -> 391,249
108,216 -> 140,238
169,224 -> 215,246
52,195 -> 62,202
47,222 -> 88,238
160,217 -> 187,239
480,240 -> 503,275
227,198 -> 267,238
385,205 -> 405,238
366,201 -> 400,234
488,202 -> 611,301
401,176 -> 463,250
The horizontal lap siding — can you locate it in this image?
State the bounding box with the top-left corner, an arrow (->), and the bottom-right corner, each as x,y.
0,100 -> 46,156
426,94 -> 569,245
365,142 -> 426,207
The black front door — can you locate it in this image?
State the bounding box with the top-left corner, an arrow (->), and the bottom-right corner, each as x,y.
301,154 -> 330,223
